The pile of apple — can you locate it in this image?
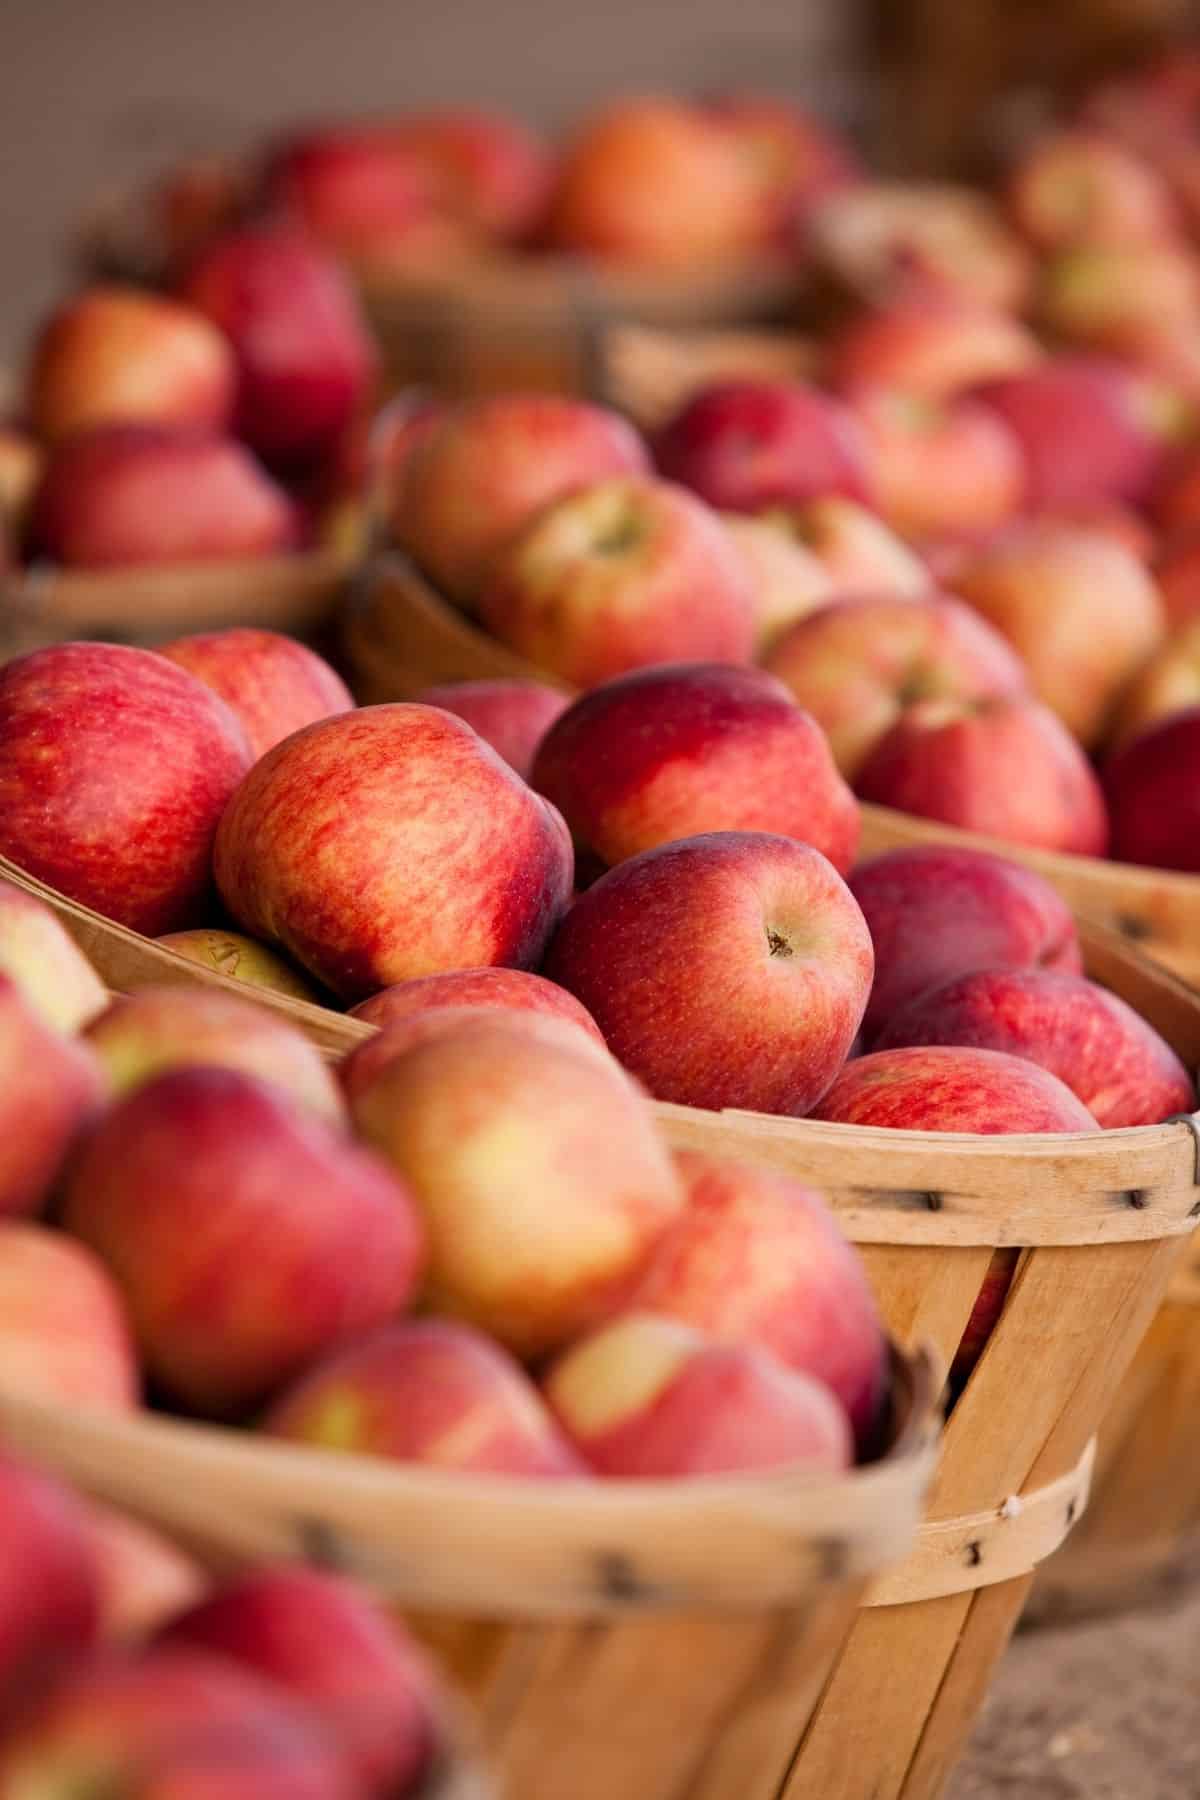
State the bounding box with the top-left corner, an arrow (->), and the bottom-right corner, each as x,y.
0,1446 -> 453,1797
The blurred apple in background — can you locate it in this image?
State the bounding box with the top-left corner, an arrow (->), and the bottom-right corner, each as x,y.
704,91 -> 861,242
823,295 -> 1040,399
0,1453 -> 100,1713
412,678 -> 569,778
393,107 -> 556,242
848,386 -> 1025,538
341,996 -> 606,1104
31,427 -> 300,569
0,1223 -> 137,1410
545,831 -> 873,1116
1152,526 -> 1200,627
0,880 -> 107,1033
764,592 -> 1027,779
1036,242 -> 1200,354
532,662 -> 860,873
856,695 -> 1110,856
478,476 -> 756,687
1005,129 -> 1181,249
652,379 -> 874,512
1110,616 -> 1200,743
0,980 -> 104,1221
720,513 -> 834,650
215,705 -> 573,999
759,495 -> 928,595
1152,444 -> 1200,531
1105,705 -> 1200,870
808,182 -> 1034,312
154,930 -> 324,1003
156,628 -> 353,760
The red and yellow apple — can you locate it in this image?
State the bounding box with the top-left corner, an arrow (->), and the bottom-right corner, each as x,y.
411,678 -> 569,779
156,628 -> 353,760
0,1223 -> 138,1410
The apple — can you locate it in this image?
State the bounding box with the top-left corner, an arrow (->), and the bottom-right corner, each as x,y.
394,107 -> 556,242
823,295 -> 1041,399
1038,499 -> 1157,563
704,92 -> 860,240
1153,446 -> 1200,531
264,1317 -> 585,1476
0,1455 -> 100,1714
351,965 -> 603,1037
874,966 -> 1195,1128
27,286 -> 234,443
214,704 -> 573,1001
32,427 -> 300,570
812,1043 -> 1098,1132
951,522 -> 1165,747
84,1507 -> 207,1646
265,123 -> 465,270
1153,527 -> 1200,628
85,987 -> 345,1124
0,1223 -> 138,1409
63,1066 -> 426,1416
155,628 -> 353,761
720,513 -> 835,650
1005,129 -> 1180,249
350,1010 -> 682,1356
341,997 -> 608,1107
1105,705 -> 1200,870
856,695 -> 1110,857
0,423 -> 43,537
178,226 -> 377,469
411,678 -> 569,779
0,643 -> 253,935
763,592 -> 1027,780
118,1715 -> 357,1799
973,357 -> 1175,509
548,97 -> 772,268
848,386 -> 1025,539
651,379 -> 874,513
153,931 -> 323,1003
758,495 -> 928,596
0,878 -> 108,1032
158,1568 -> 438,1795
0,979 -> 104,1220
849,845 -> 1082,1043
543,1313 -> 852,1477
1110,617 -> 1200,743
808,182 -> 1034,312
628,1151 -> 886,1443
1037,242 -> 1200,353
479,476 -> 755,686
393,392 -> 649,605
531,662 -> 861,874
544,831 -> 874,1116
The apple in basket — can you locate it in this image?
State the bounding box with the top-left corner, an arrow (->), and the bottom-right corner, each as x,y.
1004,129 -> 1181,251
0,1453 -> 100,1712
0,878 -> 107,1033
0,1223 -> 138,1411
1105,704 -> 1200,870
155,628 -> 353,760
152,930 -> 323,1003
652,378 -> 874,512
413,677 -> 569,779
1110,617 -> 1200,743
822,294 -> 1041,399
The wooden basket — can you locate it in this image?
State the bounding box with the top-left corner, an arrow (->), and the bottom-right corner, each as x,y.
3,847 -> 1200,1796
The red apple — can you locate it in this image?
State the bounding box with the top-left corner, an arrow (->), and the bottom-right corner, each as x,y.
720,513 -> 835,650
32,427 -> 300,570
85,987 -> 345,1124
1152,446 -> 1200,531
265,123 -> 464,269
856,696 -> 1110,857
1153,527 -> 1200,628
0,642 -> 253,935
1105,705 -> 1200,870
394,107 -> 556,242
545,831 -> 873,1116
0,1455 -> 100,1714
265,1317 -> 585,1476
849,386 -> 1025,538
1038,499 -> 1157,563
158,1568 -> 438,1795
704,92 -> 860,241
478,477 -> 756,687
849,845 -> 1082,1043
1005,130 -> 1180,250
1037,242 -> 1200,353
124,1717 -> 357,1800
394,392 -> 649,604
411,678 -> 569,779
178,226 -> 377,468
0,979 -> 103,1220
214,704 -> 573,1000
153,931 -> 322,1003
759,495 -> 928,596
340,999 -> 607,1107
531,662 -> 860,873
652,379 -> 873,513
629,1151 -> 886,1443
808,182 -> 1034,312
824,296 -> 1041,399
28,286 -> 234,444
350,965 -> 603,1038
1110,616 -> 1200,743
0,877 -> 108,1032
0,1223 -> 138,1409
763,592 -> 1027,779
350,1011 -> 682,1356
63,1066 -> 425,1416
812,1043 -> 1099,1132
544,1313 -> 852,1477
155,628 -> 353,760
874,966 -> 1195,1128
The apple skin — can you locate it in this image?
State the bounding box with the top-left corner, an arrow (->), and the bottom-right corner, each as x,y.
720,514 -> 835,650
264,1316 -> 586,1477
952,522 -> 1165,747
394,107 -> 556,242
31,427 -> 300,570
759,496 -> 928,597
531,662 -> 860,874
544,831 -> 874,1117
0,643 -> 253,936
1037,242 -> 1200,353
764,592 -> 1027,781
0,1223 -> 138,1410
1104,705 -> 1200,870
120,1718 -> 359,1800
1153,527 -> 1200,628
84,1507 -> 207,1646
0,978 -> 104,1221
823,295 -> 1041,399
63,1066 -> 426,1418
27,286 -> 234,444
177,226 -> 377,468
155,628 -> 353,761
652,379 -> 874,514
704,92 -> 861,242
1005,129 -> 1180,250
856,696 -> 1110,858
153,931 -> 323,1004
0,878 -> 108,1032
350,1011 -> 682,1357
350,965 -> 603,1042
477,476 -> 756,688
874,966 -> 1195,1128
809,183 -> 1034,314
973,357 -> 1172,510
214,704 -> 573,1001
395,392 -> 649,605
412,678 -> 569,779
1110,616 -> 1200,743
628,1151 -> 886,1445
1153,446 -> 1200,531
849,845 -> 1082,1043
849,386 -> 1026,539
0,1454 -> 100,1715
265,123 -> 464,270
85,987 -> 346,1125
543,1312 -> 852,1478
811,1043 -> 1099,1133
157,1568 -> 438,1795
